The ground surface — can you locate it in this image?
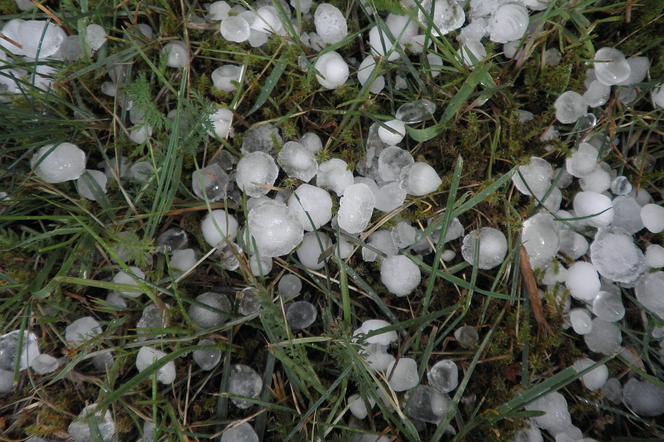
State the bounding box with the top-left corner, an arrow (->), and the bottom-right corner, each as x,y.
1,0 -> 664,441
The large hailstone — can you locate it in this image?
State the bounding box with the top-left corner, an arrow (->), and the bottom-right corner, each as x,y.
417,0 -> 465,37
489,3 -> 529,43
357,56 -> 385,94
235,151 -> 279,197
211,64 -> 244,92
201,209 -> 239,247
247,200 -> 304,257
2,19 -> 66,59
565,261 -> 600,302
622,378 -> 664,417
380,255 -> 421,297
368,26 -> 400,61
317,159 -> 354,196
554,91 -> 588,124
314,3 -> 348,45
512,156 -> 553,198
593,47 -> 631,86
315,51 -> 349,89
135,346 -> 176,384
589,227 -> 645,284
573,191 -> 614,228
635,272 -> 664,319
338,183 -> 375,234
461,227 -> 507,270
161,41 -> 189,68
287,184 -> 333,231
30,143 -> 86,183
521,212 -> 560,269
277,141 -> 318,182
399,162 -> 442,196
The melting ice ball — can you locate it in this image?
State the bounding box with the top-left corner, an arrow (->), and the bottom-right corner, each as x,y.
314,3 -> 348,45
136,346 -> 176,384
248,200 -> 304,257
162,41 -> 189,68
315,51 -> 349,89
287,184 -> 333,231
31,143 -> 86,183
380,255 -> 421,297
212,64 -> 244,92
489,3 -> 529,43
235,151 -> 279,197
461,227 -> 507,270
201,209 -> 239,247
338,183 -> 375,233
593,47 -> 631,86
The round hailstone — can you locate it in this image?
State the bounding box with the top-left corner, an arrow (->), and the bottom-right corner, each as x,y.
161,41 -> 189,68
404,385 -> 449,423
387,357 -> 419,392
249,254 -> 272,276
76,170 -> 108,201
0,330 -> 40,371
589,227 -> 645,284
417,0 -> 465,37
569,308 -> 593,335
252,6 -> 284,35
374,181 -> 407,212
314,51 -> 349,89
489,3 -> 529,43
189,292 -> 231,329
192,163 -> 230,201
170,248 -> 196,273
634,272 -> 664,319
193,339 -> 222,371
602,377 -> 623,404
362,230 -> 398,262
313,3 -> 347,45
278,274 -> 302,300
640,204 -> 664,233
211,65 -> 243,93
296,231 -> 332,270
348,394 -> 375,420
338,183 -> 375,233
208,1 -> 231,21
593,47 -> 631,86
277,141 -> 318,182
378,145 -> 414,182
592,290 -> 625,322
521,212 -> 560,269
428,360 -> 458,393
368,26 -> 400,61
391,221 -> 417,249
525,392 -> 572,435
201,209 -> 239,247
579,165 -> 611,193
461,227 -> 507,270
235,151 -> 279,197
454,325 -> 479,348
136,346 -> 176,384
13,20 -> 67,59
288,184 -> 333,231
68,404 -> 116,442
584,318 -> 622,354
458,40 -> 487,66
377,119 -> 406,146
610,176 -> 632,196
386,13 -> 418,44
396,99 -> 436,124
317,159 -> 354,196
399,162 -> 442,196
30,142 -> 86,183
573,191 -> 614,228
353,319 -> 398,346
30,353 -> 60,375
554,91 -> 588,124
572,358 -> 609,391
157,228 -> 188,254
220,422 -> 259,442
380,255 -> 421,297
645,244 -> 664,269
248,200 -> 304,257
220,15 -> 251,42
286,301 -> 318,331
618,56 -> 650,86
65,317 -> 102,346
85,24 -> 107,53
583,80 -> 611,107
112,266 -> 145,297
241,123 -> 282,154
565,261 -> 600,302
611,196 -> 644,234
228,364 -> 263,409
300,132 -> 322,154
622,378 -> 664,417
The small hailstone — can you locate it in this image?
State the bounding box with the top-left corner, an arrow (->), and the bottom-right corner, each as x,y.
92,352 -> 114,371
65,317 -> 102,346
162,41 -> 189,68
278,141 -> 318,182
85,24 -> 107,53
129,124 -> 153,144
0,369 -> 13,393
635,272 -> 664,319
391,221 -> 417,249
441,249 -> 455,261
296,231 -> 332,270
315,51 -> 349,89
212,64 -> 243,92
314,3 -> 347,45
610,176 -> 632,195
157,228 -> 188,253
602,377 -> 623,404
512,423 -> 543,442
170,248 -> 196,273
461,227 -> 507,270
593,47 -> 631,86
386,13 -> 418,44
0,330 -> 40,371
365,349 -> 396,373
573,358 -> 609,391
651,84 -> 664,108
396,99 -> 436,124
426,53 -> 444,78
136,346 -> 176,384
220,15 -> 251,42
525,392 -> 572,435
228,364 -> 263,409
241,123 -> 282,154
300,132 -> 322,154
584,318 -> 622,354
193,339 -> 221,370
288,184 -> 332,231
189,292 -> 231,329
611,196 -> 644,234
208,1 -> 231,21
8,19 -> 67,59
252,6 -> 284,35
592,290 -> 625,322
640,204 -> 664,233
589,227 -> 645,284
428,359 -> 458,393
378,119 -> 406,146
387,357 -> 419,392
357,55 -> 386,94
418,0 -> 465,37
454,325 -> 479,348
378,145 -> 413,181
558,230 -> 589,261
543,47 -> 561,66
30,353 -> 60,375
68,404 -> 116,442
76,170 -> 108,201
349,394 -> 375,419
15,0 -> 35,11
618,56 -> 650,85
565,262 -> 600,302
554,91 -> 588,124
380,255 -> 420,296
201,209 -> 239,247
399,162 -> 442,196
136,304 -> 166,340
489,3 -> 529,43
220,422 -> 259,442
374,181 -> 407,212
248,200 -> 304,257
354,319 -> 398,346
362,230 -> 398,262
635,188 -> 653,206
249,254 -> 273,276
208,108 -> 234,139
368,26 -> 400,61
404,384 -> 449,423
106,292 -> 126,309
286,301 -> 318,330
317,159 -> 354,196
579,165 -> 611,193
278,274 -> 302,300
336,236 -> 354,259
193,164 -> 230,202
521,213 -> 560,269
31,143 -> 86,183
583,80 -> 611,108
569,308 -> 592,336
458,40 -> 487,66
573,191 -> 614,228
617,86 -> 637,105
645,244 -> 664,268
622,378 -> 664,417
338,183 -> 375,233
235,151 -> 279,197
